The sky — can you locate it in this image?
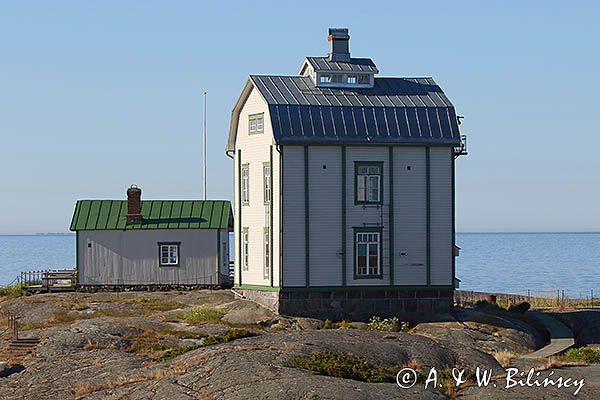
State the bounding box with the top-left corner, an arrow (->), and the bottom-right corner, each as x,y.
1,1 -> 599,234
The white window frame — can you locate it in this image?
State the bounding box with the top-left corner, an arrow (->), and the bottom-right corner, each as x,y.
159,243 -> 179,266
241,164 -> 249,205
347,75 -> 357,84
355,232 -> 381,277
242,228 -> 249,271
356,163 -> 382,204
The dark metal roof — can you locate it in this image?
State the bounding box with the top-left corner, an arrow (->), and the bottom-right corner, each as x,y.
70,200 -> 232,231
249,75 -> 461,145
306,56 -> 379,73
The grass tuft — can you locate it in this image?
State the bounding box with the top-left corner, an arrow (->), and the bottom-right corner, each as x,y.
183,306 -> 226,324
156,329 -> 256,362
562,347 -> 600,364
0,283 -> 23,297
288,350 -> 402,383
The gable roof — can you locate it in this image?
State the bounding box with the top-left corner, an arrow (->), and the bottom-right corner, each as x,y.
70,200 -> 232,231
304,56 -> 379,73
226,75 -> 461,150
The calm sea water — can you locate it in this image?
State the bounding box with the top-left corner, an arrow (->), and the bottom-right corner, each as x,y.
1,233 -> 598,297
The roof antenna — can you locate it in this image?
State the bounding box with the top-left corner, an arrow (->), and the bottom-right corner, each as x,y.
203,91 -> 207,200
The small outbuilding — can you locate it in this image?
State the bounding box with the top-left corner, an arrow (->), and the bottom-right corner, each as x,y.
69,186 -> 233,287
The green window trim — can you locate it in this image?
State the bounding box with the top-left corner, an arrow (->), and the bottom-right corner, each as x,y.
354,161 -> 384,205
263,162 -> 271,205
242,227 -> 249,271
157,242 -> 181,267
353,227 -> 384,280
248,113 -> 265,135
241,163 -> 250,206
263,226 -> 270,280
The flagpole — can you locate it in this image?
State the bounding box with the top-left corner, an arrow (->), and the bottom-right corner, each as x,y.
203,91 -> 207,200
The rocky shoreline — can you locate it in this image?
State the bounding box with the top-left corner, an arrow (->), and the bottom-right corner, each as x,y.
0,290 -> 598,399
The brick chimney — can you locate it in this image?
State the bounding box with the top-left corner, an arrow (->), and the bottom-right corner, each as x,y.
126,185 -> 143,223
328,28 -> 351,62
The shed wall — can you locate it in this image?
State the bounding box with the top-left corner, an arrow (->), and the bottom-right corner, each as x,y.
77,229 -> 228,285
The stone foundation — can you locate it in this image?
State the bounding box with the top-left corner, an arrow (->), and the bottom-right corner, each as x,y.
236,287 -> 453,321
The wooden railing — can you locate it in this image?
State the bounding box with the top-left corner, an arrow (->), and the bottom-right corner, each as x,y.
20,269 -> 77,292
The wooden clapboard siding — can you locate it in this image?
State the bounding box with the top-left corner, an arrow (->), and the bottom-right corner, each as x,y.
429,147 -> 453,285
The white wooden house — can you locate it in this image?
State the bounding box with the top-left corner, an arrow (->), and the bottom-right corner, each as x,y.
226,28 -> 466,318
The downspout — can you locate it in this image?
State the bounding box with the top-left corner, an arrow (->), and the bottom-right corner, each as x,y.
275,145 -> 283,288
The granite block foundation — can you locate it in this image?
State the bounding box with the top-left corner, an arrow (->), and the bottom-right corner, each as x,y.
236,288 -> 453,321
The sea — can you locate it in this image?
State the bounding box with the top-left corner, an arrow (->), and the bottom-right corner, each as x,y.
0,233 -> 598,298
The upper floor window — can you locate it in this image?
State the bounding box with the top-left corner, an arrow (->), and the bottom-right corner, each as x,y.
347,75 -> 357,84
158,242 -> 180,267
263,163 -> 271,204
358,74 -> 370,84
241,164 -> 249,205
355,162 -> 383,204
319,74 -> 332,83
249,113 -> 264,134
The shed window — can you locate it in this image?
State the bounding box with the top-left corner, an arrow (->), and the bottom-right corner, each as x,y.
158,243 -> 179,266
242,228 -> 249,271
249,113 -> 264,134
355,163 -> 382,204
241,164 -> 249,205
263,163 -> 271,204
355,231 -> 381,277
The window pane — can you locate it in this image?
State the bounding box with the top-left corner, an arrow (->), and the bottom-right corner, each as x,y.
257,117 -> 263,131
368,166 -> 380,174
358,74 -> 370,84
347,75 -> 357,84
320,75 -> 331,83
368,176 -> 379,201
357,175 -> 366,201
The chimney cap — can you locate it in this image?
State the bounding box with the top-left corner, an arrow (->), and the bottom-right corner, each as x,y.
328,28 -> 350,40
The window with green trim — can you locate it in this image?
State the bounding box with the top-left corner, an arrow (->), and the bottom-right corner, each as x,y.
355,231 -> 381,278
242,228 -> 249,271
248,113 -> 264,134
263,227 -> 270,279
241,164 -> 249,205
355,162 -> 383,204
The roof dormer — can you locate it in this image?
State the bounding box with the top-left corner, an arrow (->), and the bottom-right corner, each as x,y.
299,28 -> 378,89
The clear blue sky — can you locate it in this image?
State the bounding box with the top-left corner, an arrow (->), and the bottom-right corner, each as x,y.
1,1 -> 599,234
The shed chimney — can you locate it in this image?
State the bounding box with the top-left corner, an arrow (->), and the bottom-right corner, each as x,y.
328,28 -> 351,62
126,185 -> 143,223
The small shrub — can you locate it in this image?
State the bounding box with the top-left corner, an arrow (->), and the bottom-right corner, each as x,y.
202,328 -> 256,345
367,316 -> 409,332
322,319 -> 353,330
156,328 -> 256,362
118,297 -> 183,312
183,306 -> 226,324
0,283 -> 23,297
508,302 -> 531,314
563,347 -> 600,364
288,350 -> 401,383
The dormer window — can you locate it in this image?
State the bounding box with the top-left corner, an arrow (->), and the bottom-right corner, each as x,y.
358,74 -> 370,84
320,74 -> 332,84
347,75 -> 357,84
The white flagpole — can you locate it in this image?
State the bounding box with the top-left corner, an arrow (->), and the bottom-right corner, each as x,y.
203,91 -> 207,200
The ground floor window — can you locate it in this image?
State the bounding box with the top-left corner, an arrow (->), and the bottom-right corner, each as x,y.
158,242 -> 180,266
242,228 -> 249,271
263,227 -> 270,279
354,230 -> 381,278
